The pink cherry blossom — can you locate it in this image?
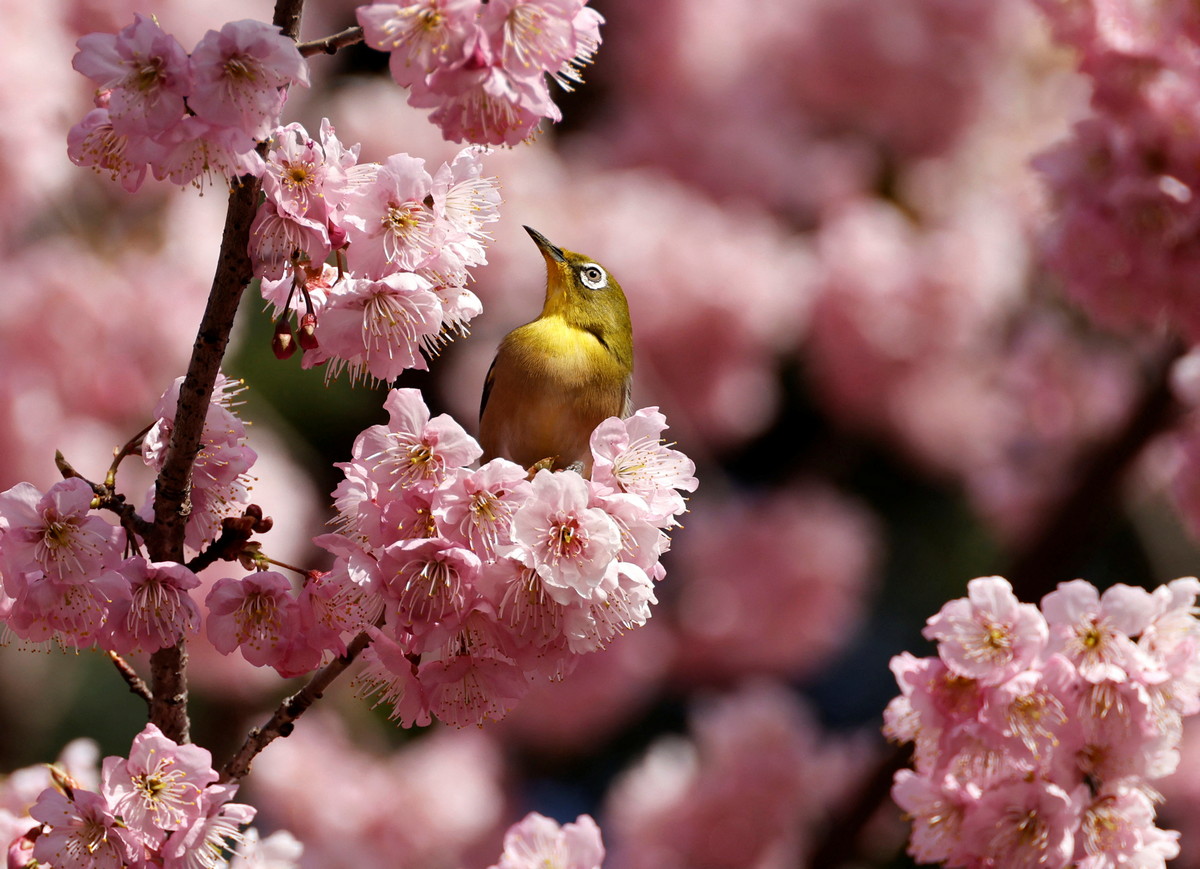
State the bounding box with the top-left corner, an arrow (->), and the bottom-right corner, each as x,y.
356,627 -> 433,727
562,560 -> 656,653
187,20 -> 309,142
354,388 -> 482,494
1041,579 -> 1156,683
890,770 -> 980,866
960,778 -> 1084,869
589,407 -> 698,523
302,272 -> 443,383
251,120 -> 368,280
138,114 -> 265,189
923,575 -> 1048,685
160,783 -> 256,869
1078,786 -> 1180,868
99,723 -> 218,845
343,152 -> 444,278
205,571 -> 299,669
71,13 -> 191,136
67,107 -> 149,192
104,557 -> 201,655
488,812 -> 604,869
378,536 -> 482,633
480,0 -> 588,78
357,0 -> 482,90
413,57 -> 560,146
5,569 -> 129,650
29,787 -> 140,869
511,470 -> 622,603
249,200 -> 332,281
0,478 -> 122,585
419,611 -> 531,727
262,122 -> 334,223
142,374 -> 257,551
489,557 -> 569,653
432,147 -> 502,249
979,655 -> 1079,770
297,563 -> 383,656
432,458 -> 531,558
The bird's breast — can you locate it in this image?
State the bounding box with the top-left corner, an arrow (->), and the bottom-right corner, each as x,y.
480,316 -> 631,470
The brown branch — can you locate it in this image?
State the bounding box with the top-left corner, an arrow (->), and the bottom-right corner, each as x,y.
185,505 -> 273,574
143,176 -> 260,744
55,450 -> 153,542
1005,339 -> 1185,601
107,651 -> 153,706
298,25 -> 364,57
141,0 -> 310,746
220,628 -> 375,783
805,742 -> 912,869
107,421 -> 154,487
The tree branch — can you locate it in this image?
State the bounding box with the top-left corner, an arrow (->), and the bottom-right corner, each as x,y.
298,26 -> 364,57
143,176 -> 261,744
107,651 -> 154,707
1005,339 -> 1185,601
141,0 -> 310,745
220,629 -> 375,783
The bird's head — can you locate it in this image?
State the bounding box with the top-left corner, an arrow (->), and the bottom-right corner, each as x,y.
524,225 -> 632,356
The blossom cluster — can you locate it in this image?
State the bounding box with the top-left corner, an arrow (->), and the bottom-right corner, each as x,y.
0,728 -> 600,869
357,0 -> 603,145
0,375 -> 253,651
68,15 -> 309,191
142,374 -> 258,551
255,131 -> 500,383
240,387 -> 695,727
3,724 -> 300,869
886,575 -> 1200,868
1033,0 -> 1200,340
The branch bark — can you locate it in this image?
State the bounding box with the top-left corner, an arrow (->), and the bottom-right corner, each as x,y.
142,0 -> 309,744
220,628 -> 374,782
298,25 -> 364,57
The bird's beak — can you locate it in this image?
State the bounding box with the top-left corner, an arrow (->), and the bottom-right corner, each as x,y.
524,225 -> 566,263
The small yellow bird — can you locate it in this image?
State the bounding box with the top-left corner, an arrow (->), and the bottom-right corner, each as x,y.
479,226 -> 633,474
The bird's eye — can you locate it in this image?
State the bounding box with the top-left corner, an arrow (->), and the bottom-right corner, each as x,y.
579,264 -> 607,290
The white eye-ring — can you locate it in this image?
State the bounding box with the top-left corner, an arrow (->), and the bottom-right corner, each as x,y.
579,263 -> 608,290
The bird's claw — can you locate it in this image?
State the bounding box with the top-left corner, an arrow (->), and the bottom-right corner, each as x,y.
526,457 -> 557,478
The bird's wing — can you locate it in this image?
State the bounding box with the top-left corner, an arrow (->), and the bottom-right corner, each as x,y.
479,355 -> 498,422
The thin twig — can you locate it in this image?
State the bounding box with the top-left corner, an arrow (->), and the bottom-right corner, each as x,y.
106,421 -> 154,487
107,651 -> 153,707
185,505 -> 273,574
805,743 -> 912,869
298,25 -> 364,57
220,628 -> 375,782
55,450 -> 154,541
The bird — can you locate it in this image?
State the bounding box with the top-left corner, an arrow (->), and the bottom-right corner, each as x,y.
479,226 -> 633,475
